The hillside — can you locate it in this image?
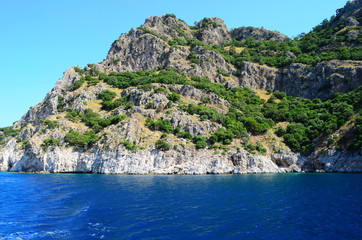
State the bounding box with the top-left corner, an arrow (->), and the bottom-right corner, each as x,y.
0,0 -> 361,174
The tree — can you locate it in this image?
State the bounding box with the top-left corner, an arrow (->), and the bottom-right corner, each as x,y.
193,135 -> 207,149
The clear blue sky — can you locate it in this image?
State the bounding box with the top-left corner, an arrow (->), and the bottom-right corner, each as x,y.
0,0 -> 347,127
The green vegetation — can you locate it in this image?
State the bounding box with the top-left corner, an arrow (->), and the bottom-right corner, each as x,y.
62,108 -> 126,149
168,38 -> 188,47
192,135 -> 207,149
97,90 -> 131,111
98,90 -> 117,102
245,142 -> 267,154
209,128 -> 234,145
57,96 -> 66,112
162,15 -> 362,69
348,115 -> 362,150
42,138 -> 61,148
211,35 -> 362,68
167,92 -> 181,102
66,109 -> 126,132
65,129 -> 99,148
41,120 -> 59,129
221,15 -> 361,67
146,118 -> 174,133
122,141 -> 137,152
74,67 -> 85,74
0,127 -> 21,145
198,18 -> 218,28
73,66 -> 362,153
264,87 -> 362,153
177,131 -> 192,140
102,98 -> 130,111
155,139 -> 171,151
21,140 -> 32,150
138,27 -> 168,42
68,79 -> 85,91
165,14 -> 176,18
188,51 -> 201,64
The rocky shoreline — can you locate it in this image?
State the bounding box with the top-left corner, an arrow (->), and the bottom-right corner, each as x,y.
1,135 -> 361,174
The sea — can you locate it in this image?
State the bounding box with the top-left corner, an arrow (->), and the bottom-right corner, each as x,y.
0,172 -> 361,240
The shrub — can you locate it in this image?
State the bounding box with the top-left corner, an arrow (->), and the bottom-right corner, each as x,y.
273,91 -> 287,99
245,142 -> 267,154
242,117 -> 270,134
183,104 -> 222,122
153,87 -> 168,94
74,67 -> 85,74
188,51 -> 201,65
146,118 -> 174,133
209,128 -> 234,145
145,102 -> 155,109
42,138 -> 61,148
65,110 -> 81,121
69,79 -> 85,91
101,98 -> 127,111
0,127 -> 21,145
347,116 -> 362,150
42,120 -> 59,129
98,90 -> 117,101
109,115 -> 127,124
66,109 -> 125,132
177,131 -> 192,140
0,127 -> 21,138
165,14 -> 176,18
155,140 -> 171,151
138,27 -> 168,42
172,37 -> 188,46
65,129 -> 99,148
275,127 -> 286,137
57,97 -> 66,112
217,69 -> 230,76
122,141 -> 137,152
224,119 -> 248,139
193,135 -> 207,149
167,92 -> 181,102
161,133 -> 168,139
21,140 -> 32,150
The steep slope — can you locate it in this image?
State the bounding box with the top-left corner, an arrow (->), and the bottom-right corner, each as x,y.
0,1 -> 362,174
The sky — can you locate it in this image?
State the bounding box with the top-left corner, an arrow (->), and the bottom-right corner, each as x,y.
0,0 -> 347,127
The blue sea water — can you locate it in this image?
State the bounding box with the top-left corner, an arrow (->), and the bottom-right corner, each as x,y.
0,173 -> 361,240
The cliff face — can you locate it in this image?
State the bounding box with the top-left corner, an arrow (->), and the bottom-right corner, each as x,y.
231,27 -> 289,43
1,137 -> 302,174
1,1 -> 362,174
240,60 -> 362,99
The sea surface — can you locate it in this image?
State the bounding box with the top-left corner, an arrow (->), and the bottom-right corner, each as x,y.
0,172 -> 361,240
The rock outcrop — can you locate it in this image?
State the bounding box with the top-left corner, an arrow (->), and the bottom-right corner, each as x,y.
0,139 -> 302,174
239,60 -> 362,100
331,0 -> 362,28
231,27 -> 289,42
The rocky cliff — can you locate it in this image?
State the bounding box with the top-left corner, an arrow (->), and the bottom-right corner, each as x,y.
1,1 -> 362,174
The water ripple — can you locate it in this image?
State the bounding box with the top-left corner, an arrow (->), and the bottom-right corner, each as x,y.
0,173 -> 361,239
